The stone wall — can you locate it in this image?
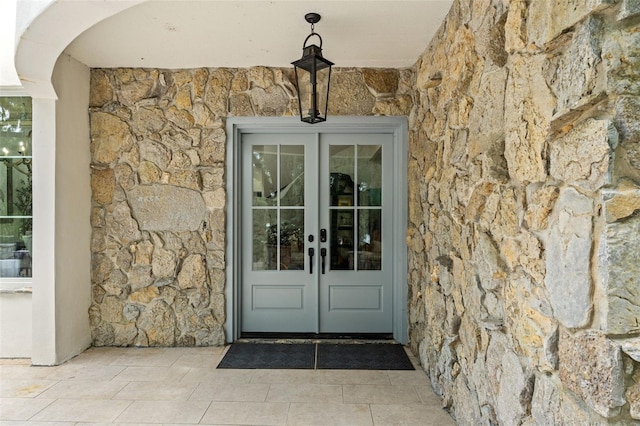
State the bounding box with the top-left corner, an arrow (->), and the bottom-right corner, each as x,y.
407,0 -> 640,424
88,67 -> 411,346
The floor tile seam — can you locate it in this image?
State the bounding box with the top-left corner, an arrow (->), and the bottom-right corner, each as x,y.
188,382 -> 206,403
284,401 -> 292,426
18,396 -> 57,422
413,383 -> 441,405
111,386 -> 199,402
265,383 -> 274,403
110,399 -> 141,424
367,402 -> 375,425
195,399 -> 214,425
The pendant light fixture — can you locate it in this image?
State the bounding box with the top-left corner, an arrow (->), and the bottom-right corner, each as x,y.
292,13 -> 334,124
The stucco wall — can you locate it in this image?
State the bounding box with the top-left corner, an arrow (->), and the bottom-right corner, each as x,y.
0,291 -> 32,357
88,67 -> 411,347
407,0 -> 640,423
51,53 -> 92,362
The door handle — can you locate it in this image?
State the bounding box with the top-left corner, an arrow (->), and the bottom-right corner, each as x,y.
320,248 -> 327,274
308,247 -> 315,274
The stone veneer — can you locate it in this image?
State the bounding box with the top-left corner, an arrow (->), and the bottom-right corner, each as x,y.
406,0 -> 640,424
89,0 -> 640,424
88,66 -> 411,347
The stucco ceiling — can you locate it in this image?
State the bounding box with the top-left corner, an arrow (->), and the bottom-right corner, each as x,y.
64,0 -> 454,70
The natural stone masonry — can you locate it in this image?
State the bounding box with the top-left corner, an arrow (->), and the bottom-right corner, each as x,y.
559,330 -> 626,418
406,0 -> 640,424
88,0 -> 640,424
89,67 -> 411,347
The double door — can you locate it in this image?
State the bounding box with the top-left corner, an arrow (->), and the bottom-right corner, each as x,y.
241,132 -> 393,334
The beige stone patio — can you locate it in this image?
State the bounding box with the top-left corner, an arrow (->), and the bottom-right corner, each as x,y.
0,346 -> 454,425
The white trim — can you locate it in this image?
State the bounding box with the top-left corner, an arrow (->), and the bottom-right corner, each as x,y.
225,117 -> 409,344
0,278 -> 32,290
31,97 -> 56,365
0,87 -> 28,96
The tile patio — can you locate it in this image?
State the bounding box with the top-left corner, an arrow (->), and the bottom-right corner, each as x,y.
0,346 -> 455,425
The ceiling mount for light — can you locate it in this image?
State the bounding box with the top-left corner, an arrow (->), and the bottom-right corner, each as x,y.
291,12 -> 334,124
304,12 -> 321,26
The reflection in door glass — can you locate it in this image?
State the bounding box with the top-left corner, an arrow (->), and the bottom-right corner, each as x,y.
329,145 -> 355,207
252,144 -> 305,271
280,145 -> 305,207
357,145 -> 382,206
358,209 -> 382,270
329,143 -> 383,271
252,145 -> 277,206
329,145 -> 355,270
280,209 -> 304,270
330,210 -> 354,270
253,209 -> 277,270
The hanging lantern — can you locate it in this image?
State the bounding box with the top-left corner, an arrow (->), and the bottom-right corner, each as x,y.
292,13 -> 334,124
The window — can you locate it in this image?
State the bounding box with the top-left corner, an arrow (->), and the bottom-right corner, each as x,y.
0,96 -> 32,278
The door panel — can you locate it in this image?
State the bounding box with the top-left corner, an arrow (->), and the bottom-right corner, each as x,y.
329,285 -> 382,310
241,134 -> 317,332
319,134 -> 393,333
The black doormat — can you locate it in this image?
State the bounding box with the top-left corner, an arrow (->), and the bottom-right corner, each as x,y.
217,343 -> 315,369
316,343 -> 414,370
217,343 -> 414,370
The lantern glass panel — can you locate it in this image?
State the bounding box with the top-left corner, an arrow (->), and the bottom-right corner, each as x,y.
296,65 -> 331,123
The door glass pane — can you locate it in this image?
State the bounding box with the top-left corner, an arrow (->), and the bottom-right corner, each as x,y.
280,209 -> 304,270
0,218 -> 32,277
329,145 -> 354,207
252,144 -> 305,272
357,145 -> 382,207
358,209 -> 382,270
330,209 -> 354,270
329,144 -> 355,271
280,145 -> 304,206
253,209 -> 277,270
252,145 -> 277,206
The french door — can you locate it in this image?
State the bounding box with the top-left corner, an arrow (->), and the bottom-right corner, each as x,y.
241,132 -> 393,334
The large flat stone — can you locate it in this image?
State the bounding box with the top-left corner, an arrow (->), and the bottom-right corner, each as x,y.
558,329 -> 625,418
545,187 -> 593,328
127,184 -> 206,232
527,0 -> 615,47
505,54 -> 554,184
549,119 -> 612,191
598,196 -> 640,334
90,112 -> 134,165
545,18 -> 605,116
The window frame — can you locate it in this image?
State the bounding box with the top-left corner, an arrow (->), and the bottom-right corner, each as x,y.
0,88 -> 33,285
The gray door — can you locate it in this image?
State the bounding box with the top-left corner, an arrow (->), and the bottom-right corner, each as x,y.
241,132 -> 393,334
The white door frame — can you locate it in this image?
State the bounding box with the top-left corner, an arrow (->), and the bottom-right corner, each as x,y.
225,117 -> 408,344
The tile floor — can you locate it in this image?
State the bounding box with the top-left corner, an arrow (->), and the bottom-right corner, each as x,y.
0,345 -> 455,425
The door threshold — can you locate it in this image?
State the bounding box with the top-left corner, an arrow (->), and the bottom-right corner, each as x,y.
239,332 -> 394,342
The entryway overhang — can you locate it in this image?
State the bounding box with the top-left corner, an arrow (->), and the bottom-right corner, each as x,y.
10,0 -> 451,364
